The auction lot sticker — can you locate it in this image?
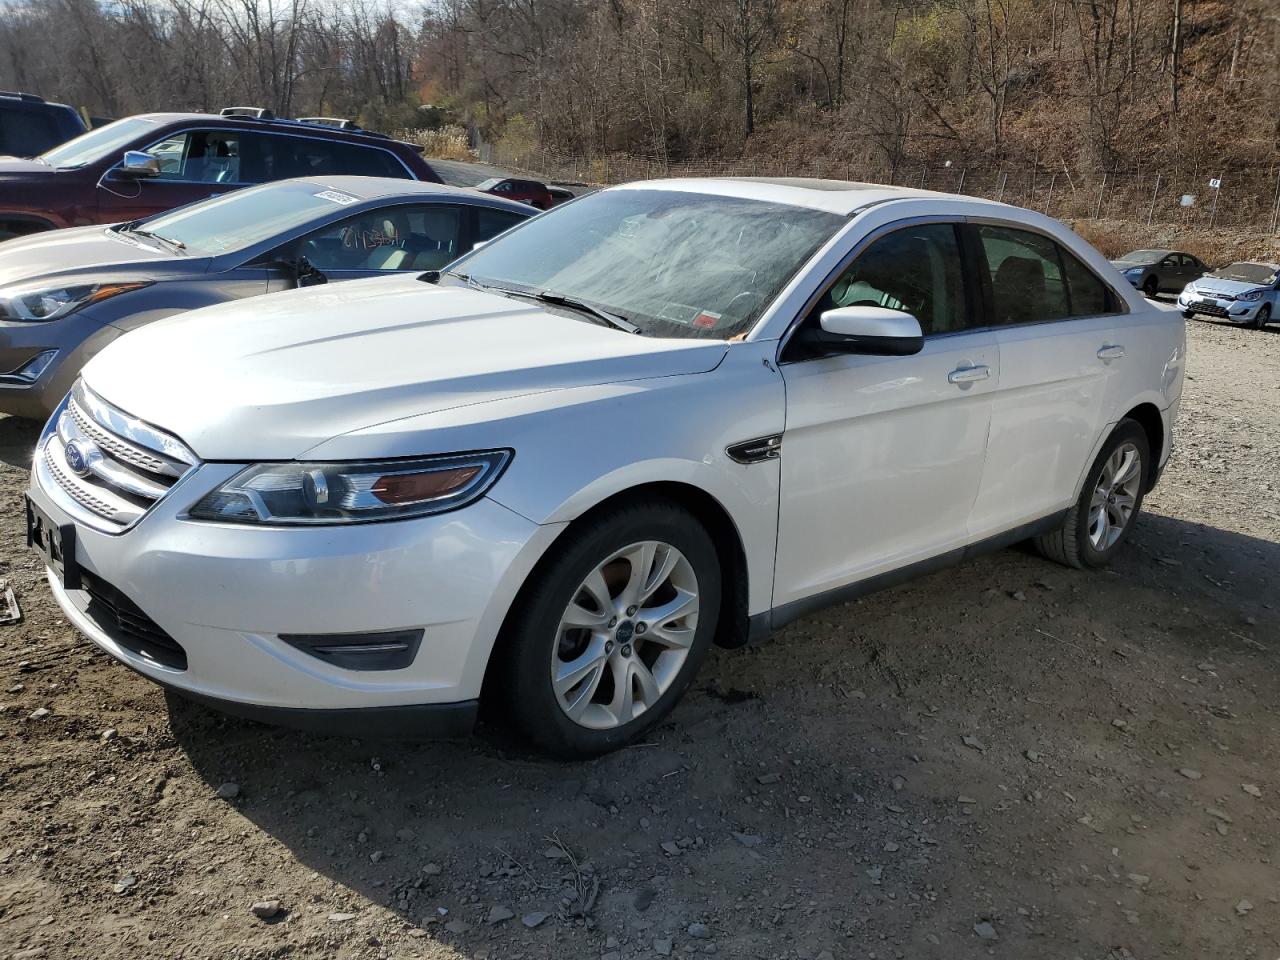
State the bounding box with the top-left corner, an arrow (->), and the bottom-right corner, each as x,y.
314,190 -> 359,205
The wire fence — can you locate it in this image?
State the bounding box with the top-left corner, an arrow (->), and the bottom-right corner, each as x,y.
478,143 -> 1280,235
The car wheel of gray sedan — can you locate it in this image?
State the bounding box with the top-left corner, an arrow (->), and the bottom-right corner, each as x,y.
1035,419 -> 1150,570
495,499 -> 721,758
1142,277 -> 1159,298
1253,304 -> 1271,330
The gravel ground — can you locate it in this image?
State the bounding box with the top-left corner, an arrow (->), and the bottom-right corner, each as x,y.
1,318 -> 1278,960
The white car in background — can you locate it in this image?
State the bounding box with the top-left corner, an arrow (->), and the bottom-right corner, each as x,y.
1178,260 -> 1280,329
26,178 -> 1185,757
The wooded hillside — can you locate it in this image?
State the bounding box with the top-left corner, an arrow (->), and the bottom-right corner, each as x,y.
3,0 -> 1276,179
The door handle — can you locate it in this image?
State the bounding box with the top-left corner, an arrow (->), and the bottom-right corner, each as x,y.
1097,344 -> 1126,360
947,365 -> 990,384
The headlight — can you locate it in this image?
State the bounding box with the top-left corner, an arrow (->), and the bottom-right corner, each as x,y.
188,450 -> 512,525
0,280 -> 152,322
1124,267 -> 1145,276
1236,288 -> 1265,302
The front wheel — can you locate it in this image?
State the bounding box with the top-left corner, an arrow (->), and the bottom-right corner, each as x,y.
495,500 -> 721,757
1252,304 -> 1271,330
1142,277 -> 1159,298
1035,420 -> 1150,569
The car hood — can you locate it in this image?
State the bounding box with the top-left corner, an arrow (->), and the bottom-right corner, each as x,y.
0,156 -> 55,179
0,225 -> 184,287
81,275 -> 729,460
1186,276 -> 1264,298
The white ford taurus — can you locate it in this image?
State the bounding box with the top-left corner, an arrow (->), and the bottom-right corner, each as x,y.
26,178 -> 1185,756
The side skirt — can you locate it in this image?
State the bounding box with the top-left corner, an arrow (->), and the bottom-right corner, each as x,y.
748,509 -> 1068,643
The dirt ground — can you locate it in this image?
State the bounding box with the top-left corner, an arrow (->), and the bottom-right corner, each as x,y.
1,317 -> 1278,960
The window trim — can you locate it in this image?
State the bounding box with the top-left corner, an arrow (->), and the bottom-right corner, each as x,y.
114,125 -> 416,187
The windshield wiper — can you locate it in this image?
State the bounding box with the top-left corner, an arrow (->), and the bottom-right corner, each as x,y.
443,270 -> 487,291
529,290 -> 640,334
125,227 -> 186,253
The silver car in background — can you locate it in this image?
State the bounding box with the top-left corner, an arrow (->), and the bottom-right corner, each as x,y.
0,177 -> 532,417
1178,261 -> 1280,329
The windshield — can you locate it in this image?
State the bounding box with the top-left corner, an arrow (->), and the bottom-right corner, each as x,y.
40,116 -> 161,169
475,178 -> 502,190
1116,249 -> 1166,263
126,181 -> 363,255
454,188 -> 844,339
1209,262 -> 1278,285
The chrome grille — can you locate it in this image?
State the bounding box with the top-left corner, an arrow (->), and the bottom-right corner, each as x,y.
36,381 -> 197,531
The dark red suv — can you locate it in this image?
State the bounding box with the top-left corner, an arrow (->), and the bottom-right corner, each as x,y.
0,109 -> 441,240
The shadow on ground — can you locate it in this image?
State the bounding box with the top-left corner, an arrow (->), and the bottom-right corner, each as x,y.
162,507 -> 1280,958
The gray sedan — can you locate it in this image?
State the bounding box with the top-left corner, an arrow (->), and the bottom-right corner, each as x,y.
1110,248 -> 1207,298
0,176 -> 532,417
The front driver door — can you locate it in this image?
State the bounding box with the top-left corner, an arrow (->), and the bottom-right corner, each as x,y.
773,221 -> 998,611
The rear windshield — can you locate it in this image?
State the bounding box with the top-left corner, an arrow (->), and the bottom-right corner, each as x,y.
1209,262 -> 1278,284
123,180 -> 361,255
41,116 -> 160,168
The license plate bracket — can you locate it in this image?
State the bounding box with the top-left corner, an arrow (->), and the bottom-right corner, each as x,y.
26,496 -> 80,590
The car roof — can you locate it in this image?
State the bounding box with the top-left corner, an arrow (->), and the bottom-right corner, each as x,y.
123,112 -> 420,150
271,175 -> 534,211
612,176 -> 1018,216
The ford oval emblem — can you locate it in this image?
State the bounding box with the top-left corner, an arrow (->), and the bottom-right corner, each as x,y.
63,439 -> 97,478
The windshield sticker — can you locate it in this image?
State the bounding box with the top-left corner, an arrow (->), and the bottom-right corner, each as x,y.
314,190 -> 359,205
693,310 -> 722,329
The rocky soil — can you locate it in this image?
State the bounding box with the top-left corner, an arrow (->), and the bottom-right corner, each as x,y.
1,317 -> 1278,960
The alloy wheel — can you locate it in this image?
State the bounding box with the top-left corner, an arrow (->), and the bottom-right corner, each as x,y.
550,540 -> 699,730
1088,442 -> 1142,550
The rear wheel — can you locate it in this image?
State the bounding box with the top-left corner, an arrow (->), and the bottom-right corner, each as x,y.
1035,420 -> 1150,569
496,499 -> 720,757
1252,304 -> 1271,330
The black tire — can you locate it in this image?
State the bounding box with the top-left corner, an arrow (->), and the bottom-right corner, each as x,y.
1182,310 -> 1195,320
1142,277 -> 1159,298
1035,419 -> 1150,570
1252,304 -> 1271,330
494,498 -> 721,758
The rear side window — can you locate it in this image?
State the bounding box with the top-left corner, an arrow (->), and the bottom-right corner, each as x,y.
1060,250 -> 1118,316
977,226 -> 1070,325
0,108 -> 69,157
244,134 -> 407,182
475,208 -> 527,243
977,224 -> 1120,323
820,223 -> 968,335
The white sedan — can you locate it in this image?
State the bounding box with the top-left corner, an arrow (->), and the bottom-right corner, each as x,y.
26,178 -> 1185,757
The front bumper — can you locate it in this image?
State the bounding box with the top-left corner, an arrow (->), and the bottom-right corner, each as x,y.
1178,291 -> 1263,322
0,315 -> 122,419
29,451 -> 563,733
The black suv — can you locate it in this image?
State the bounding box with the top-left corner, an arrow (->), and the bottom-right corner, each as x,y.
0,92 -> 87,158
0,107 -> 442,239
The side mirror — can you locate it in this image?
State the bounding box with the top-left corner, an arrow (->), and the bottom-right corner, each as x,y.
117,151 -> 160,179
805,305 -> 924,356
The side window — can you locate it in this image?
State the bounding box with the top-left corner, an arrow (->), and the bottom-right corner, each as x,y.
474,208 -> 527,244
1060,249 -> 1118,317
819,223 -> 967,335
144,130 -> 241,183
294,204 -> 463,273
977,225 -> 1070,325
330,142 -> 408,178
0,109 -> 63,156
